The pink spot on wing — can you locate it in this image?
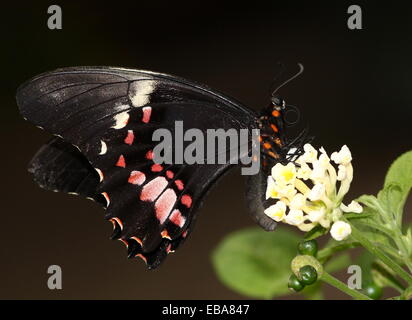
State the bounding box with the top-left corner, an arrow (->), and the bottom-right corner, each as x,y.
124,130 -> 134,145
146,150 -> 153,160
116,155 -> 126,168
174,179 -> 184,190
128,171 -> 146,185
169,209 -> 186,228
142,107 -> 152,123
182,230 -> 188,238
181,194 -> 192,208
166,243 -> 174,254
140,177 -> 168,202
151,164 -> 163,172
155,188 -> 177,224
166,170 -> 174,179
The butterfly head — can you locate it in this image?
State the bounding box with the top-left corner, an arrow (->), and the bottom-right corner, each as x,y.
270,94 -> 286,111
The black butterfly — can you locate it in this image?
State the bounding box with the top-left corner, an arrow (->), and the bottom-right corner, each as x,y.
16,66 -> 309,269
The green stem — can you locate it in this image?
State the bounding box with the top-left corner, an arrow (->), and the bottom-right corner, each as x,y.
317,242 -> 361,263
350,224 -> 412,286
321,271 -> 372,300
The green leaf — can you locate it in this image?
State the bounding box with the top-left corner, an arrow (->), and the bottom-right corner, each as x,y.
382,150 -> 412,224
212,227 -> 301,299
384,150 -> 412,194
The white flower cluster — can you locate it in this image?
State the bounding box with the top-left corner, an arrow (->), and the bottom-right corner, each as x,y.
264,144 -> 362,241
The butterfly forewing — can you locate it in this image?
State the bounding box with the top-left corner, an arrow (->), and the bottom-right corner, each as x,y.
17,67 -> 258,268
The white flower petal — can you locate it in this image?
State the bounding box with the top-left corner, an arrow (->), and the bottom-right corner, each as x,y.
337,165 -> 347,181
271,163 -> 296,186
264,201 -> 287,222
301,144 -> 318,163
330,221 -> 352,241
285,209 -> 304,225
331,145 -> 352,165
265,176 -> 279,200
307,208 -> 325,222
290,193 -> 306,210
308,183 -> 325,201
297,163 -> 312,180
341,200 -> 363,213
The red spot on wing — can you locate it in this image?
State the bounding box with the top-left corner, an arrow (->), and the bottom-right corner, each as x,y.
155,188 -> 177,224
116,155 -> 126,168
146,150 -> 153,160
128,171 -> 146,185
151,164 -> 163,172
174,179 -> 184,190
124,130 -> 135,145
142,107 -> 152,123
161,229 -> 172,240
140,177 -> 168,202
169,209 -> 186,228
181,194 -> 192,208
166,170 -> 174,179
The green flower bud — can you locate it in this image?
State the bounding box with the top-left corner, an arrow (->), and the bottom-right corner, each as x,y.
299,265 -> 318,285
291,254 -> 323,279
288,274 -> 305,292
297,240 -> 318,256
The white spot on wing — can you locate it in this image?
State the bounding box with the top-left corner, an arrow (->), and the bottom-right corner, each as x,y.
129,80 -> 156,107
95,168 -> 104,182
99,140 -> 107,155
111,112 -> 130,129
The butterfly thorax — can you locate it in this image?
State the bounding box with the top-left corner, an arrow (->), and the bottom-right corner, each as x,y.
257,99 -> 288,169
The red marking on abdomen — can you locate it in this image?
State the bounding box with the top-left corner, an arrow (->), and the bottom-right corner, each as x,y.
146,150 -> 153,160
140,177 -> 168,202
151,164 -> 163,172
128,170 -> 146,185
169,209 -> 186,228
124,130 -> 135,145
155,188 -> 177,224
166,170 -> 174,179
181,194 -> 192,208
116,155 -> 126,168
174,179 -> 184,190
142,107 -> 152,123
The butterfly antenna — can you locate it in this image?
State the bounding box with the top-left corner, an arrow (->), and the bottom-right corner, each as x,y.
271,63 -> 304,96
268,62 -> 286,95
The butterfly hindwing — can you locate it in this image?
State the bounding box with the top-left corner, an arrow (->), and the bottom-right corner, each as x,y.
17,67 -> 257,268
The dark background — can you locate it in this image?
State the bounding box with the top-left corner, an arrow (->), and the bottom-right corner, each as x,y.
0,1 -> 411,299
